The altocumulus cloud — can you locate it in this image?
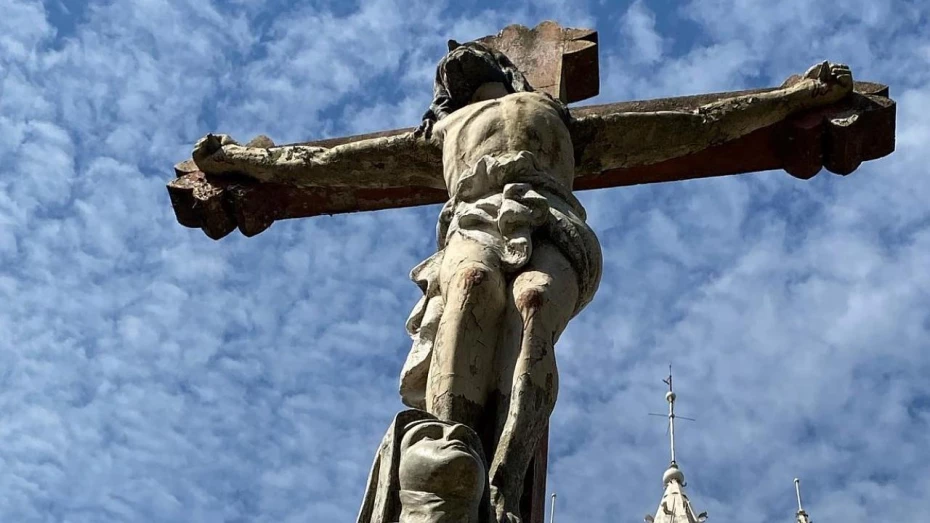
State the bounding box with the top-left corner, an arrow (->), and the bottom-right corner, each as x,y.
0,0 -> 928,522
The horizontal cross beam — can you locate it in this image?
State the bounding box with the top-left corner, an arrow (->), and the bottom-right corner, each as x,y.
572,80 -> 895,189
167,81 -> 894,240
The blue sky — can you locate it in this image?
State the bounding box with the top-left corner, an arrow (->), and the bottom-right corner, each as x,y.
1,0 -> 928,521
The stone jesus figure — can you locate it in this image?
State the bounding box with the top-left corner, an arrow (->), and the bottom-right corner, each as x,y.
191,41 -> 852,522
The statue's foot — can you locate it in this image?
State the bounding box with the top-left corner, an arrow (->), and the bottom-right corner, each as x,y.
802,61 -> 853,103
490,485 -> 522,523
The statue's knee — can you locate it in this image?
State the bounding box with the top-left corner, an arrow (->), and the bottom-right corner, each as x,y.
515,286 -> 546,317
451,265 -> 494,290
448,265 -> 504,306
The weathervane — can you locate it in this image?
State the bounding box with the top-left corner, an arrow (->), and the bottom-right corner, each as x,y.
650,364 -> 696,467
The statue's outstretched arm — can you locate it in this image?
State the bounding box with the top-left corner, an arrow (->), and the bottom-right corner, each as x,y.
192,131 -> 446,191
573,62 -> 853,172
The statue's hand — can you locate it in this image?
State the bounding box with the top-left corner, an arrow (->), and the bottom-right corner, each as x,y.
192,133 -> 239,167
801,61 -> 853,103
414,118 -> 434,140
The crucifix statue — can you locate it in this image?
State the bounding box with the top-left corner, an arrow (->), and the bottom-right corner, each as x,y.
167,21 -> 895,523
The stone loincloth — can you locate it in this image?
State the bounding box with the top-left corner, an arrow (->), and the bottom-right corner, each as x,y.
400,151 -> 602,409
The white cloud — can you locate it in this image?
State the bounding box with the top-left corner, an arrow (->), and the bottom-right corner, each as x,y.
621,1 -> 665,65
0,0 -> 53,63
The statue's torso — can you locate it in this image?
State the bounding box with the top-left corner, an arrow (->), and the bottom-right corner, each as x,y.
434,91 -> 574,195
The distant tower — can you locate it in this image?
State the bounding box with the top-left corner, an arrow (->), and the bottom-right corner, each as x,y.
794,478 -> 812,523
645,366 -> 707,523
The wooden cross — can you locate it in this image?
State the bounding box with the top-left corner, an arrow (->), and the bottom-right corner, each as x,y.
166,21 -> 896,523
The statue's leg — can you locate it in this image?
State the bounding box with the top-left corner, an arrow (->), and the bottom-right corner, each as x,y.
488,241 -> 578,523
426,233 -> 507,430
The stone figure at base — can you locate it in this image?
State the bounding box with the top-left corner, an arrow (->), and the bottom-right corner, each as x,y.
357,409 -> 489,523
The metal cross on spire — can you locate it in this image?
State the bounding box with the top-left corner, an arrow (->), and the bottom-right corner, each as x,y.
650,364 -> 696,466
646,365 -> 706,523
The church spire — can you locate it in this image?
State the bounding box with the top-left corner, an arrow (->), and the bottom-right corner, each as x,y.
794,478 -> 811,523
645,366 -> 706,523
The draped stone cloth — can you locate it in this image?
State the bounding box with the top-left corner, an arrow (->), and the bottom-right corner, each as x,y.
400,151 -> 603,409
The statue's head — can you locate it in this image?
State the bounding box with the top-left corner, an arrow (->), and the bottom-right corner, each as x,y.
432,40 -> 533,110
398,418 -> 487,500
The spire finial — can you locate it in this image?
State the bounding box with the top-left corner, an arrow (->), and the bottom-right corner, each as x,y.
648,366 -> 705,523
649,364 -> 695,486
794,478 -> 803,512
549,493 -> 557,523
794,478 -> 811,523
663,364 -> 677,465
